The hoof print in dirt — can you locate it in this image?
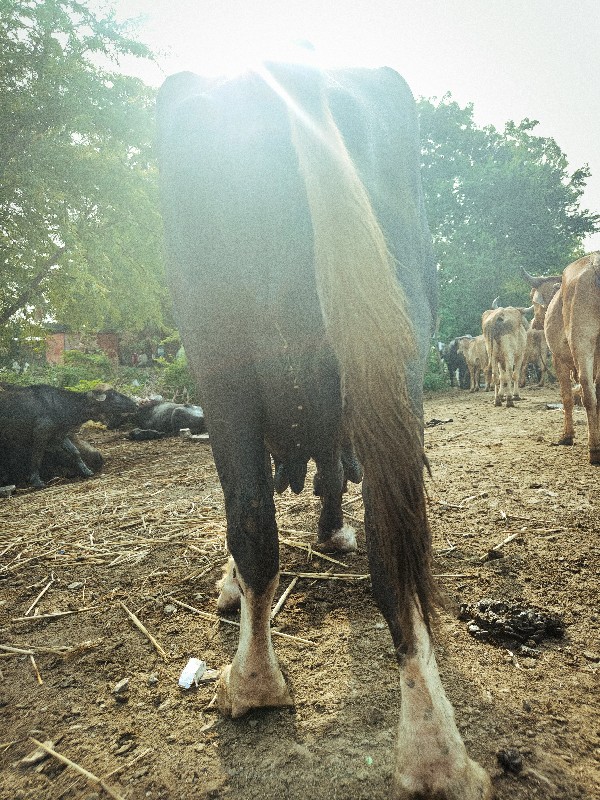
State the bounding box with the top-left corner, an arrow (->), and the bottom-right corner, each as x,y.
459,598 -> 565,650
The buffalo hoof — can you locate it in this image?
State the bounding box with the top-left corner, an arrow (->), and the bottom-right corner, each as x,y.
217,663 -> 293,718
393,757 -> 492,800
589,448 -> 600,465
494,398 -> 502,407
315,524 -> 357,553
79,465 -> 94,478
506,398 -> 515,408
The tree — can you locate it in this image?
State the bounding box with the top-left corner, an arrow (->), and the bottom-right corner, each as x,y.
418,95 -> 600,340
0,0 -> 167,346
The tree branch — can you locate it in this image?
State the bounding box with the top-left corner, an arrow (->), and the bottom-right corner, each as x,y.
0,245 -> 66,325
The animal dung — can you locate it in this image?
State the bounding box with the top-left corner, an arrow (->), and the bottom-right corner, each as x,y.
496,747 -> 524,774
178,658 -> 206,689
459,599 -> 565,647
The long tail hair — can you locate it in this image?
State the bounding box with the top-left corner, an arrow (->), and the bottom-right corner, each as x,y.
277,66 -> 438,648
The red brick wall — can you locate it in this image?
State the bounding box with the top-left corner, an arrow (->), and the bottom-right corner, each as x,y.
46,333 -> 65,364
45,332 -> 120,364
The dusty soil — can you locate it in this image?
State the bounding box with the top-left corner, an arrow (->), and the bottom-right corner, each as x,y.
1,385 -> 599,800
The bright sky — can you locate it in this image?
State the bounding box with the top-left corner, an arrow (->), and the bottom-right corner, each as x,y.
112,0 -> 600,253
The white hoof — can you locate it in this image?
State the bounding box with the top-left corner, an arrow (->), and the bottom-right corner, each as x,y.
315,524 -> 357,553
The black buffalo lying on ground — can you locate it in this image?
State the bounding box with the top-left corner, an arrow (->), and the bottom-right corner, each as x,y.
132,400 -> 206,436
0,383 -> 137,488
0,434 -> 103,487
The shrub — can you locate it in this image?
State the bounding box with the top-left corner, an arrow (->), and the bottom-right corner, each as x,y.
423,346 -> 448,392
157,353 -> 200,402
48,350 -> 115,388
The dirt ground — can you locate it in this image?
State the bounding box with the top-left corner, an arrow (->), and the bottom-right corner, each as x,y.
1,384 -> 599,800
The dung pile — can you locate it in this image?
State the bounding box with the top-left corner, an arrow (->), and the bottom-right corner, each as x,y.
459,598 -> 565,650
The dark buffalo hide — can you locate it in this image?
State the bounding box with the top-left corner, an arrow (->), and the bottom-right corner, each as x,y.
0,383 -> 137,488
133,400 -> 206,435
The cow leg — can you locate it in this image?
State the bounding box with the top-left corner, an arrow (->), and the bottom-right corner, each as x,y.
502,361 -> 516,407
216,557 -> 242,613
61,437 -> 94,477
512,357 -> 524,401
578,360 -> 600,463
313,453 -> 357,553
554,358 -> 575,445
494,363 -> 505,406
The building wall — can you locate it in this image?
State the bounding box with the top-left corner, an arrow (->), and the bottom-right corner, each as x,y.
45,332 -> 120,364
46,333 -> 66,365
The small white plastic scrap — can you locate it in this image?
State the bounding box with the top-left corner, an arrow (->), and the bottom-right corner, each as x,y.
178,658 -> 206,689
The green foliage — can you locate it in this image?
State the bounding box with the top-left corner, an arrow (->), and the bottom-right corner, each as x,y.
0,0 -> 168,342
158,353 -> 200,403
423,346 -> 448,392
45,350 -> 114,388
418,96 -> 600,341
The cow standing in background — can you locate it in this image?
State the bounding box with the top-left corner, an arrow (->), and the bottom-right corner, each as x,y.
544,252 -> 600,463
521,266 -> 562,330
441,337 -> 470,388
519,325 -> 550,387
158,63 -> 490,800
457,334 -> 488,391
482,301 -> 532,407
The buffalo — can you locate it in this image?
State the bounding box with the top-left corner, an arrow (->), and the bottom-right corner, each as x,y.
0,383 -> 137,488
133,400 -> 206,436
157,62 -> 490,798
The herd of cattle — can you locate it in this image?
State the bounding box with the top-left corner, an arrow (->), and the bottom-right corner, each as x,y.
0,384 -> 205,488
441,251 -> 600,464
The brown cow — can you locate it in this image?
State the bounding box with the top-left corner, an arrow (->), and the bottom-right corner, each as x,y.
482,302 -> 532,407
520,266 -> 562,329
457,334 -> 488,391
519,324 -> 550,387
544,252 -> 600,463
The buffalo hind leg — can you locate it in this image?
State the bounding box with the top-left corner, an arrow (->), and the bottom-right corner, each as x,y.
217,568 -> 293,717
209,418 -> 291,716
393,605 -> 492,800
365,488 -> 490,799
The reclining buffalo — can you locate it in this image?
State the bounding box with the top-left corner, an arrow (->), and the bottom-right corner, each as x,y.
157,62 -> 491,799
0,383 -> 137,488
129,399 -> 206,439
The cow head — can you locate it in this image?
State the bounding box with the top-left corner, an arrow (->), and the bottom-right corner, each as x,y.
520,267 -> 562,329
